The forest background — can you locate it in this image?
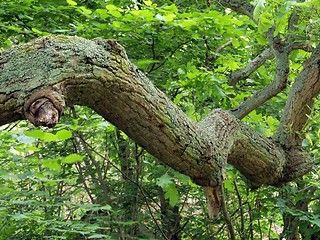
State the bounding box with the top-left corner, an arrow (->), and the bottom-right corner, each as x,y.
0,0 -> 320,239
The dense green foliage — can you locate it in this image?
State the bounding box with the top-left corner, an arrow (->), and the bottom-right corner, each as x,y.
0,0 -> 320,239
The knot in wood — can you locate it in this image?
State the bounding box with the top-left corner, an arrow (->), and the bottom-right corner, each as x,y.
24,88 -> 65,128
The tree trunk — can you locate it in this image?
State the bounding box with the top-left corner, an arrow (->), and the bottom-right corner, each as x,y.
0,35 -> 317,217
159,187 -> 181,240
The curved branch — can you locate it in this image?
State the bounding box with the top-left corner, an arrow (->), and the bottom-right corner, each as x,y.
231,36 -> 290,119
274,44 -> 320,147
0,35 -> 314,217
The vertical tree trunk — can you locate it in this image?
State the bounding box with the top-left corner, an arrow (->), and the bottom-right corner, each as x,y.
280,182 -> 316,240
159,187 -> 181,240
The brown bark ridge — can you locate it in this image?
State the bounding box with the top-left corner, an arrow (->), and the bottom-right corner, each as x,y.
0,35 -> 316,217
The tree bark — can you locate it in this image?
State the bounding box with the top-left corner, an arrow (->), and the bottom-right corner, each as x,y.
0,35 -> 316,217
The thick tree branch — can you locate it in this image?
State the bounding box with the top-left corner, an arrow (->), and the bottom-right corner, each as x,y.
0,35 -> 314,218
274,44 -> 320,147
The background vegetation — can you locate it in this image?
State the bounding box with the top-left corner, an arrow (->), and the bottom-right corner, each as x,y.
0,0 -> 320,239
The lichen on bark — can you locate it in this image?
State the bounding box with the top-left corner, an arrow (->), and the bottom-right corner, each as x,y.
0,35 -> 317,218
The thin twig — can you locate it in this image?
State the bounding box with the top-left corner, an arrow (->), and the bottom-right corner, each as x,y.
220,185 -> 236,240
78,135 -> 169,240
234,179 -> 245,240
206,38 -> 233,64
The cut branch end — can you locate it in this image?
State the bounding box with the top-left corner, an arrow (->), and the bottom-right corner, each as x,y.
24,88 -> 65,128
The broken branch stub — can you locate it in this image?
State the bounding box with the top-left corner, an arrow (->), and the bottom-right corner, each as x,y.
24,88 -> 65,128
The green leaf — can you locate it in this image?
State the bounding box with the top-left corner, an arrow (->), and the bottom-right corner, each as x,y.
78,6 -> 92,15
42,132 -> 58,142
224,180 -> 233,191
131,10 -> 154,21
253,0 -> 266,21
143,0 -> 153,6
66,0 -> 77,6
56,129 -> 72,140
95,9 -> 109,18
25,146 -> 41,152
42,159 -> 61,170
258,12 -> 273,33
109,10 -> 122,18
173,93 -> 184,105
31,28 -> 42,35
309,218 -> 320,227
134,59 -> 160,69
163,4 -> 179,13
164,183 -> 179,206
106,4 -> 118,11
61,154 -> 85,164
163,13 -> 176,22
157,174 -> 179,206
25,129 -> 45,139
112,21 -> 122,29
178,19 -> 197,29
157,173 -> 173,188
25,129 -> 71,141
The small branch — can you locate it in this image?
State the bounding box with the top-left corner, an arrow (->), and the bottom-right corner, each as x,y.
231,34 -> 290,119
220,185 -> 236,240
234,179 -> 245,240
229,42 -> 314,120
74,162 -> 95,204
292,42 -> 315,52
230,71 -> 287,120
70,106 -> 111,204
247,188 -> 254,240
81,136 -> 169,239
274,43 -> 320,147
148,39 -> 193,73
228,48 -> 274,86
206,38 -> 233,64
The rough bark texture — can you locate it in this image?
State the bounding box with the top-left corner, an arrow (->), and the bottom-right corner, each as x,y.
0,35 -> 317,217
274,44 -> 320,147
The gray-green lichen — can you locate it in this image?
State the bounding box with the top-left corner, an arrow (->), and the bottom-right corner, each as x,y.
0,35 -> 112,100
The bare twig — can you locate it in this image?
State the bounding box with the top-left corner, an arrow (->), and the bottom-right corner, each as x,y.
292,42 -> 315,52
247,189 -> 254,240
70,106 -> 111,204
148,39 -> 193,73
234,179 -> 245,240
206,38 -> 233,64
220,185 -> 236,240
78,135 -> 170,239
74,162 -> 95,204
